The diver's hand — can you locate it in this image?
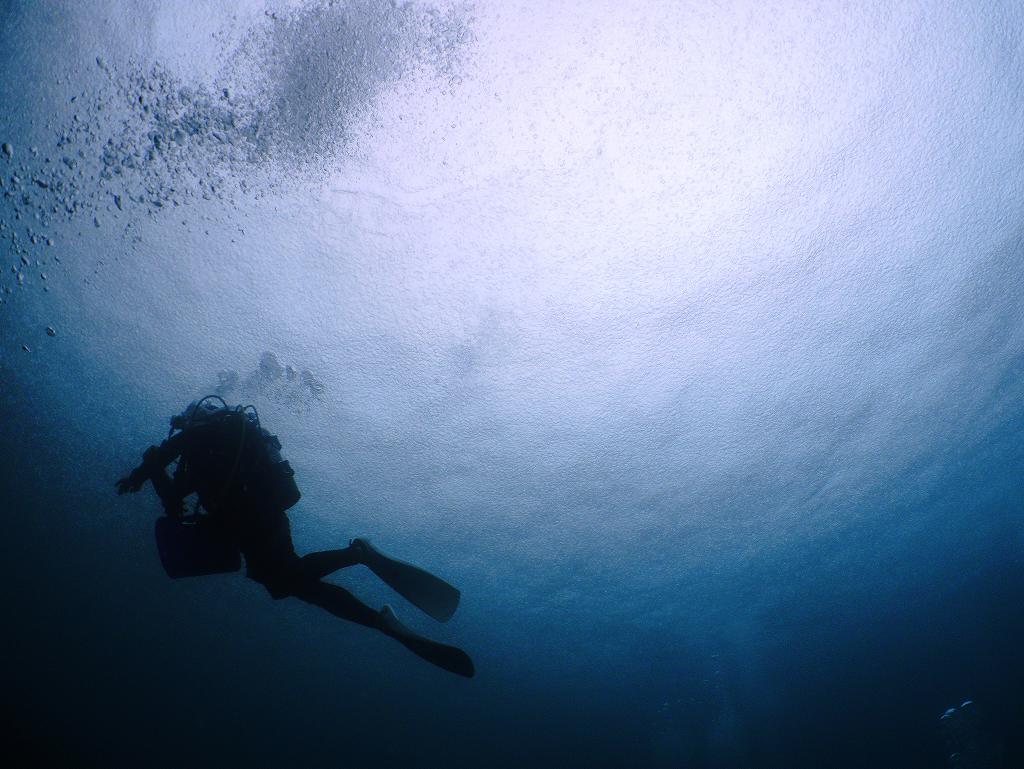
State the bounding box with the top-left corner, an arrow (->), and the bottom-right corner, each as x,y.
116,467 -> 146,494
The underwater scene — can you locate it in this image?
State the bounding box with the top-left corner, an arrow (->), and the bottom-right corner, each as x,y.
2,1 -> 1022,767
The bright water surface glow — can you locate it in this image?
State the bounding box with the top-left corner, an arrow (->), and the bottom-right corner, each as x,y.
2,2 -> 1023,767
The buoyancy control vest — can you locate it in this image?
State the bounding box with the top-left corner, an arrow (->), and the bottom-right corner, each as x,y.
245,426 -> 301,511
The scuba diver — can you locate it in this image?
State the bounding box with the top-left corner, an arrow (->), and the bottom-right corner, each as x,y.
116,396 -> 474,678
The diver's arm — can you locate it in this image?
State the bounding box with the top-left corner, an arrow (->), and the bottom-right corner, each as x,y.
149,459 -> 186,518
116,433 -> 187,518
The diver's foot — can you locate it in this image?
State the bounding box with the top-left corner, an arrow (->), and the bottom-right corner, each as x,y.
349,537 -> 373,563
348,536 -> 372,565
378,605 -> 475,678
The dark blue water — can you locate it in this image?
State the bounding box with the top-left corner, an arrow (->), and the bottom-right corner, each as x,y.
3,1 -> 1023,767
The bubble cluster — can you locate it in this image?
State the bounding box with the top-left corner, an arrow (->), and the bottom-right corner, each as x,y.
0,140 -> 67,308
0,0 -> 471,310
214,351 -> 326,413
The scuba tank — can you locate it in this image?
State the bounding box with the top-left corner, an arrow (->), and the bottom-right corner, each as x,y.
155,514 -> 241,578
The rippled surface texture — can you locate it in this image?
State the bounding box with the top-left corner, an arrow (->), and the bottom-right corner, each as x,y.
2,2 -> 1023,767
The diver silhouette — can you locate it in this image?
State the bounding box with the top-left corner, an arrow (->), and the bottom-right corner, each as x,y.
116,396 -> 474,678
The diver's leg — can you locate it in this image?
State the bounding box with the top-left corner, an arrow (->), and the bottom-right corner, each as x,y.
291,579 -> 381,629
299,546 -> 362,580
291,581 -> 475,677
378,605 -> 475,678
301,538 -> 462,624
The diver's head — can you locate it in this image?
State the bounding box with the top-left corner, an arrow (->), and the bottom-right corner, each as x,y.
169,396 -> 229,430
170,401 -> 199,430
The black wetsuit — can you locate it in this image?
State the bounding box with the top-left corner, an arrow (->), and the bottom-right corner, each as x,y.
122,409 -> 476,677
136,412 -> 374,624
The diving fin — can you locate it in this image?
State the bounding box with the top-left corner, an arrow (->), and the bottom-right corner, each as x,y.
352,538 -> 461,622
379,605 -> 475,678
